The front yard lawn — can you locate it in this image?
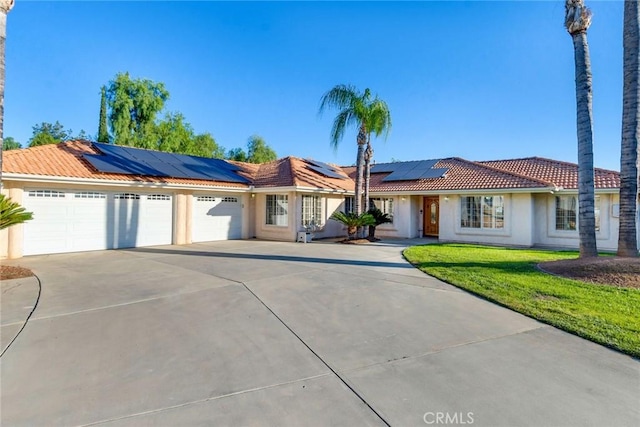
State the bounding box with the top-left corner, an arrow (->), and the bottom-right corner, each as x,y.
403,244 -> 640,358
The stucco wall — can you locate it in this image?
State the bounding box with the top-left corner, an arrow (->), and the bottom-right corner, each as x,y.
439,193 -> 535,247
377,195 -> 423,238
533,193 -> 619,251
254,191 -> 297,242
311,195 -> 346,239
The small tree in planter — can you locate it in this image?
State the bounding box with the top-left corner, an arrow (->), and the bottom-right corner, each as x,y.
330,211 -> 375,240
0,194 -> 33,230
367,208 -> 392,241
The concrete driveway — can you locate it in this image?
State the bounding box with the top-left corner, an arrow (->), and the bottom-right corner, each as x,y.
1,239 -> 638,426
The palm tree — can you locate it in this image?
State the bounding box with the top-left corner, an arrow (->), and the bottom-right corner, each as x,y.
565,0 -> 598,258
330,211 -> 375,240
319,85 -> 391,216
363,100 -> 392,209
0,0 -> 14,188
618,0 -> 639,257
366,207 -> 393,240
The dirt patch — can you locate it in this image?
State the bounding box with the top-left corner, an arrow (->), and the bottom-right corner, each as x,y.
1,265 -> 34,280
538,257 -> 640,289
339,238 -> 372,244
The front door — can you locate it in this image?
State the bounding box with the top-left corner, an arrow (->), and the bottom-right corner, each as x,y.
423,196 -> 439,236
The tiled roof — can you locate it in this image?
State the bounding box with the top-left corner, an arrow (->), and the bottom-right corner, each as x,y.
2,142 -> 621,193
478,157 -> 620,189
2,140 -> 251,188
343,158 -> 553,192
251,157 -> 353,191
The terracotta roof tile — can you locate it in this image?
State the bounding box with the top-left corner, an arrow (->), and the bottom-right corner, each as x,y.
251,157 -> 295,187
343,158 -> 552,193
249,157 -> 353,191
290,157 -> 353,191
478,157 -> 620,190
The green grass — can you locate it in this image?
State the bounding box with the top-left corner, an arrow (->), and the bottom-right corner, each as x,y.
403,244 -> 640,358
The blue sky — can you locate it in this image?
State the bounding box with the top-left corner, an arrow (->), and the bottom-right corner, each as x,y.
5,1 -> 623,170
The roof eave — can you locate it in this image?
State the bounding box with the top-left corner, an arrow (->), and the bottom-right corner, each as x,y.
1,173 -> 252,191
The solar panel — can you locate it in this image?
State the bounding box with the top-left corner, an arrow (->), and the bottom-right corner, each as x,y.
370,164 -> 395,173
84,154 -> 135,175
307,164 -> 347,179
89,142 -> 249,183
376,159 -> 448,182
304,159 -> 347,180
418,168 -> 449,179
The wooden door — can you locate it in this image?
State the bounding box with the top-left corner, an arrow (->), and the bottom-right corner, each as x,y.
423,197 -> 439,236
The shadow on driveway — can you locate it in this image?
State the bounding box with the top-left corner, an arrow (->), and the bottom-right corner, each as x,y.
124,247 -> 415,270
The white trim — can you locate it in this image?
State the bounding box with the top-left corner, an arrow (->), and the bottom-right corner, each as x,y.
2,174 -> 251,192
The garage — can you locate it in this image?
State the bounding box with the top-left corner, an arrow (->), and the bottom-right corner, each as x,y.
192,195 -> 242,242
22,189 -> 173,256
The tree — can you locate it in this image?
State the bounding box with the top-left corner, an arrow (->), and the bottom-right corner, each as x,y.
2,135 -> 19,150
149,112 -> 225,158
363,100 -> 391,209
565,0 -> 598,258
227,147 -> 247,162
193,133 -> 225,159
329,211 -> 375,240
106,72 -> 169,147
367,207 -> 393,240
618,0 -> 640,257
97,85 -> 109,143
154,112 -> 194,153
246,135 -> 277,163
28,121 -> 72,147
0,0 -> 15,186
0,194 -> 32,230
319,85 -> 391,218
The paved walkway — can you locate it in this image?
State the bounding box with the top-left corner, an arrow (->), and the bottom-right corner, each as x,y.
1,239 -> 638,426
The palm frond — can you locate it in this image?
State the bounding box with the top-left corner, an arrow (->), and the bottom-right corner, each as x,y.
318,84 -> 359,116
330,211 -> 375,227
0,194 -> 34,230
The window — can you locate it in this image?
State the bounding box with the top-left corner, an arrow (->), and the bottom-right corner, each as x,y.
28,190 -> 65,198
74,192 -> 106,199
461,196 -> 504,229
197,196 -> 216,202
302,195 -> 322,228
114,193 -> 140,200
369,198 -> 394,220
266,195 -> 288,226
221,197 -> 238,203
147,194 -> 170,201
344,196 -> 354,213
555,195 -> 600,232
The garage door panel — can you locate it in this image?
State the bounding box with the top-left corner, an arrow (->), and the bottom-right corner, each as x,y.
23,190 -> 173,255
192,195 -> 242,242
137,195 -> 172,247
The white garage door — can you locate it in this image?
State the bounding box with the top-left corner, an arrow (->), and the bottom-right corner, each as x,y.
192,195 -> 242,242
23,190 -> 173,256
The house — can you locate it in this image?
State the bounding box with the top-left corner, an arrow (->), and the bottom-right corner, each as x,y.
1,140 -> 634,259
